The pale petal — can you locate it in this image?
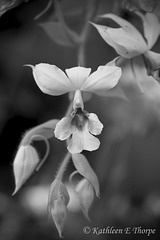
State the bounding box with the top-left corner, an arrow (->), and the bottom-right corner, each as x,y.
54,117 -> 72,140
91,22 -> 131,58
72,153 -> 100,196
81,66 -> 121,93
30,63 -> 74,95
65,67 -> 91,89
106,57 -> 120,66
82,128 -> 100,151
88,113 -> 103,135
136,12 -> 160,49
13,145 -> 39,195
68,130 -> 84,154
100,13 -> 145,42
49,198 -> 67,238
68,127 -> 100,153
92,23 -> 147,58
75,178 -> 94,221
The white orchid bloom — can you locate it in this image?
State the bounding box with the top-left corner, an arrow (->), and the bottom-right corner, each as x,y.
28,63 -> 121,153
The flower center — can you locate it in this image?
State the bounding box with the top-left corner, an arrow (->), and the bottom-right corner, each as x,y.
71,108 -> 88,130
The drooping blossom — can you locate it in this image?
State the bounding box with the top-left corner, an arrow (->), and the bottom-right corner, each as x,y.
92,12 -> 160,81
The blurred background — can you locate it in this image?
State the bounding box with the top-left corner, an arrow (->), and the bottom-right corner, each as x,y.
1,0 -> 160,239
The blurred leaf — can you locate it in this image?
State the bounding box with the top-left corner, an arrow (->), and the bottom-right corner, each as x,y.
0,0 -> 16,16
0,0 -> 28,16
40,21 -> 78,47
122,0 -> 157,12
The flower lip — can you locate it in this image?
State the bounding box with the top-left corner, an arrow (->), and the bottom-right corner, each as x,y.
54,108 -> 103,154
71,108 -> 88,131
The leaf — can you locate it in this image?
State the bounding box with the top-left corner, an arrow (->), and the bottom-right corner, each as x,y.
122,0 -> 158,12
0,0 -> 27,16
72,153 -> 100,197
0,0 -> 16,16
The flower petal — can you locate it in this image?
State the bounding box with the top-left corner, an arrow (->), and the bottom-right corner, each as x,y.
106,57 -> 120,66
28,63 -> 73,95
82,129 -> 100,151
67,130 -> 84,154
13,145 -> 39,195
67,127 -> 100,154
136,12 -> 160,49
65,67 -> 91,89
100,13 -> 145,40
49,198 -> 67,238
72,153 -> 100,196
88,113 -> 103,135
81,65 -> 121,93
75,178 -> 94,221
54,117 -> 72,140
91,22 -> 147,58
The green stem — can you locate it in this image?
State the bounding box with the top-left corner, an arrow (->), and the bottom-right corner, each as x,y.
78,0 -> 99,66
56,152 -> 71,180
29,134 -> 50,172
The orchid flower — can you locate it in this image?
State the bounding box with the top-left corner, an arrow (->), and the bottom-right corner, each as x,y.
28,63 -> 121,153
92,12 -> 160,82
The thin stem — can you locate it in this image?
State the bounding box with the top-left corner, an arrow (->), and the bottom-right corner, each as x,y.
34,0 -> 52,20
56,152 -> 71,180
78,0 -> 99,66
21,119 -> 58,146
69,170 -> 79,187
130,58 -> 144,93
30,134 -> 50,171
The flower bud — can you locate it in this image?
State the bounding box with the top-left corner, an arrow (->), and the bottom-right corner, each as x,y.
50,198 -> 67,238
76,178 -> 94,221
48,179 -> 70,238
13,145 -> 39,195
72,154 -> 100,197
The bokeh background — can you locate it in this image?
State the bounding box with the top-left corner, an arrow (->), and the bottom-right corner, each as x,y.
1,0 -> 160,239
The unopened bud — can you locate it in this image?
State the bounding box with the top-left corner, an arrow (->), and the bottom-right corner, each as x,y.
48,179 -> 70,238
72,154 -> 100,197
76,178 -> 94,221
50,198 -> 67,238
13,145 -> 39,195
